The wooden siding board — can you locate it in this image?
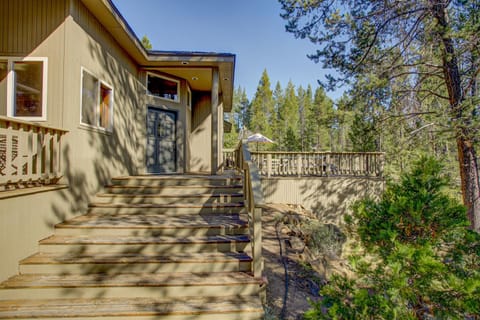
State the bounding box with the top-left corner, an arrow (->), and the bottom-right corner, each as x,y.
0,0 -> 67,55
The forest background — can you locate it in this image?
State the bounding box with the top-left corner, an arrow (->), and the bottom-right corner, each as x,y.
225,69 -> 462,197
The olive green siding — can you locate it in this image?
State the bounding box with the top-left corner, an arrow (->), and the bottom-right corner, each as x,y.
0,0 -> 68,56
262,177 -> 384,225
190,92 -> 212,172
0,0 -> 224,282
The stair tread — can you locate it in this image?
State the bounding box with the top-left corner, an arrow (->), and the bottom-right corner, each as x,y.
96,192 -> 244,198
89,202 -> 244,208
113,175 -> 242,181
20,252 -> 253,265
1,272 -> 260,288
0,296 -> 262,318
56,214 -> 247,228
106,184 -> 243,189
40,234 -> 250,245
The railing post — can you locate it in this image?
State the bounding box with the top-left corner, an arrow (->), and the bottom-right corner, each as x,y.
267,153 -> 272,178
253,206 -> 263,278
296,154 -> 302,177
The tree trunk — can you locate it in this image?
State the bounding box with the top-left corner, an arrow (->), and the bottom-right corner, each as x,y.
431,0 -> 480,231
457,137 -> 480,231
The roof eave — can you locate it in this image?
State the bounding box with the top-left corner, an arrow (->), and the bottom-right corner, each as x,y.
78,0 -> 235,111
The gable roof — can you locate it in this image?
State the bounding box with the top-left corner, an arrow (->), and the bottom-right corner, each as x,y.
79,0 -> 235,111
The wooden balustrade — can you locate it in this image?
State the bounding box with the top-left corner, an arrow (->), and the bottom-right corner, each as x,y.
233,140 -> 264,279
222,148 -> 236,170
250,151 -> 385,177
0,116 -> 68,191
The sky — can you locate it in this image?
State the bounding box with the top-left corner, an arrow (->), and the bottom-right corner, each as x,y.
112,0 -> 343,101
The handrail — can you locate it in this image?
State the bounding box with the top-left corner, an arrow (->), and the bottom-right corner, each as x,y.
250,151 -> 385,178
234,140 -> 264,278
0,117 -> 68,190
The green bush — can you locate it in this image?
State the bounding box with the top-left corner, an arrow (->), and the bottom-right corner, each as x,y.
305,157 -> 480,319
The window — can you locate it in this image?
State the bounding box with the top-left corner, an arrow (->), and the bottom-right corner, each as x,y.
1,57 -> 48,120
0,61 -> 7,114
80,68 -> 113,131
147,73 -> 179,102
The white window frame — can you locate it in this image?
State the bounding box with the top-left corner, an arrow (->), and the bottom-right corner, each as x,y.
146,72 -> 180,103
2,56 -> 48,121
187,85 -> 192,110
80,67 -> 114,132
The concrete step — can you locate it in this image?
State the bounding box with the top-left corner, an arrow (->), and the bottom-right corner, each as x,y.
111,175 -> 243,187
104,184 -> 243,195
0,296 -> 264,320
94,193 -> 244,205
87,202 -> 246,215
54,214 -> 248,236
39,234 -> 250,254
19,252 -> 253,274
0,272 -> 262,300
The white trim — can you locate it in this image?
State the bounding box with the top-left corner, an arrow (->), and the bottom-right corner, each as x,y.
2,56 -> 48,121
146,72 -> 180,103
187,85 -> 192,110
80,67 -> 114,132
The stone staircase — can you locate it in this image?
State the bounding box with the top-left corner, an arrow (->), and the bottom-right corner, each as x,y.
0,175 -> 265,319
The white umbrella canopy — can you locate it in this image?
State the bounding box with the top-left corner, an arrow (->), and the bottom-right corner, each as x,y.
246,133 -> 274,151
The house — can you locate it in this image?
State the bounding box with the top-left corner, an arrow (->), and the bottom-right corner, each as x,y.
0,1 -> 386,318
0,0 -> 235,282
0,1 -> 268,318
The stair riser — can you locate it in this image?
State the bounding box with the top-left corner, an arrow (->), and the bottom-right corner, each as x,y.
94,196 -> 244,205
54,227 -> 248,237
0,311 -> 264,320
19,261 -> 252,274
0,284 -> 260,300
39,242 -> 249,254
105,186 -> 243,195
87,206 -> 246,215
111,178 -> 243,187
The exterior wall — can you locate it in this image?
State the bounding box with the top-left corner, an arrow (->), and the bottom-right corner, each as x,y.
0,189 -> 71,281
0,0 -> 220,281
0,0 -> 144,281
262,177 -> 384,225
60,0 -> 144,189
0,0 -> 68,127
190,92 -> 212,172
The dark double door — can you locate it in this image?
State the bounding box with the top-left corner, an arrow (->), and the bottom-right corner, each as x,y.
146,108 -> 177,173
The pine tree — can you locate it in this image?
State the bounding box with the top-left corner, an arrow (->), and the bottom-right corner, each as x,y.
306,157 -> 480,319
140,35 -> 152,50
279,0 -> 480,230
249,69 -> 274,144
232,86 -> 250,136
278,81 -> 300,150
309,87 -> 334,151
272,82 -> 284,148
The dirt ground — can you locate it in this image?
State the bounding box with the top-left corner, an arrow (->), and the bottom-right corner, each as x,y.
262,204 -> 326,320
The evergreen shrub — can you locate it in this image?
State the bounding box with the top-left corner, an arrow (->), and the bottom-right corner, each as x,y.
305,157 -> 480,319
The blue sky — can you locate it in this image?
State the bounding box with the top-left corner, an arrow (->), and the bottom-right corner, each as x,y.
112,0 -> 342,101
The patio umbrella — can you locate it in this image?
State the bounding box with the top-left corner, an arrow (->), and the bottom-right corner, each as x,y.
246,133 -> 274,151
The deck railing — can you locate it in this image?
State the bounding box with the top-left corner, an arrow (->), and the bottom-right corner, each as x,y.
0,116 -> 68,191
233,141 -> 264,279
248,151 -> 385,178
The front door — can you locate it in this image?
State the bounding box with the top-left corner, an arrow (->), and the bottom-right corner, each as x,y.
146,107 -> 177,173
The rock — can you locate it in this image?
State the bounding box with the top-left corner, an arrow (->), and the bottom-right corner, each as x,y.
285,236 -> 305,253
